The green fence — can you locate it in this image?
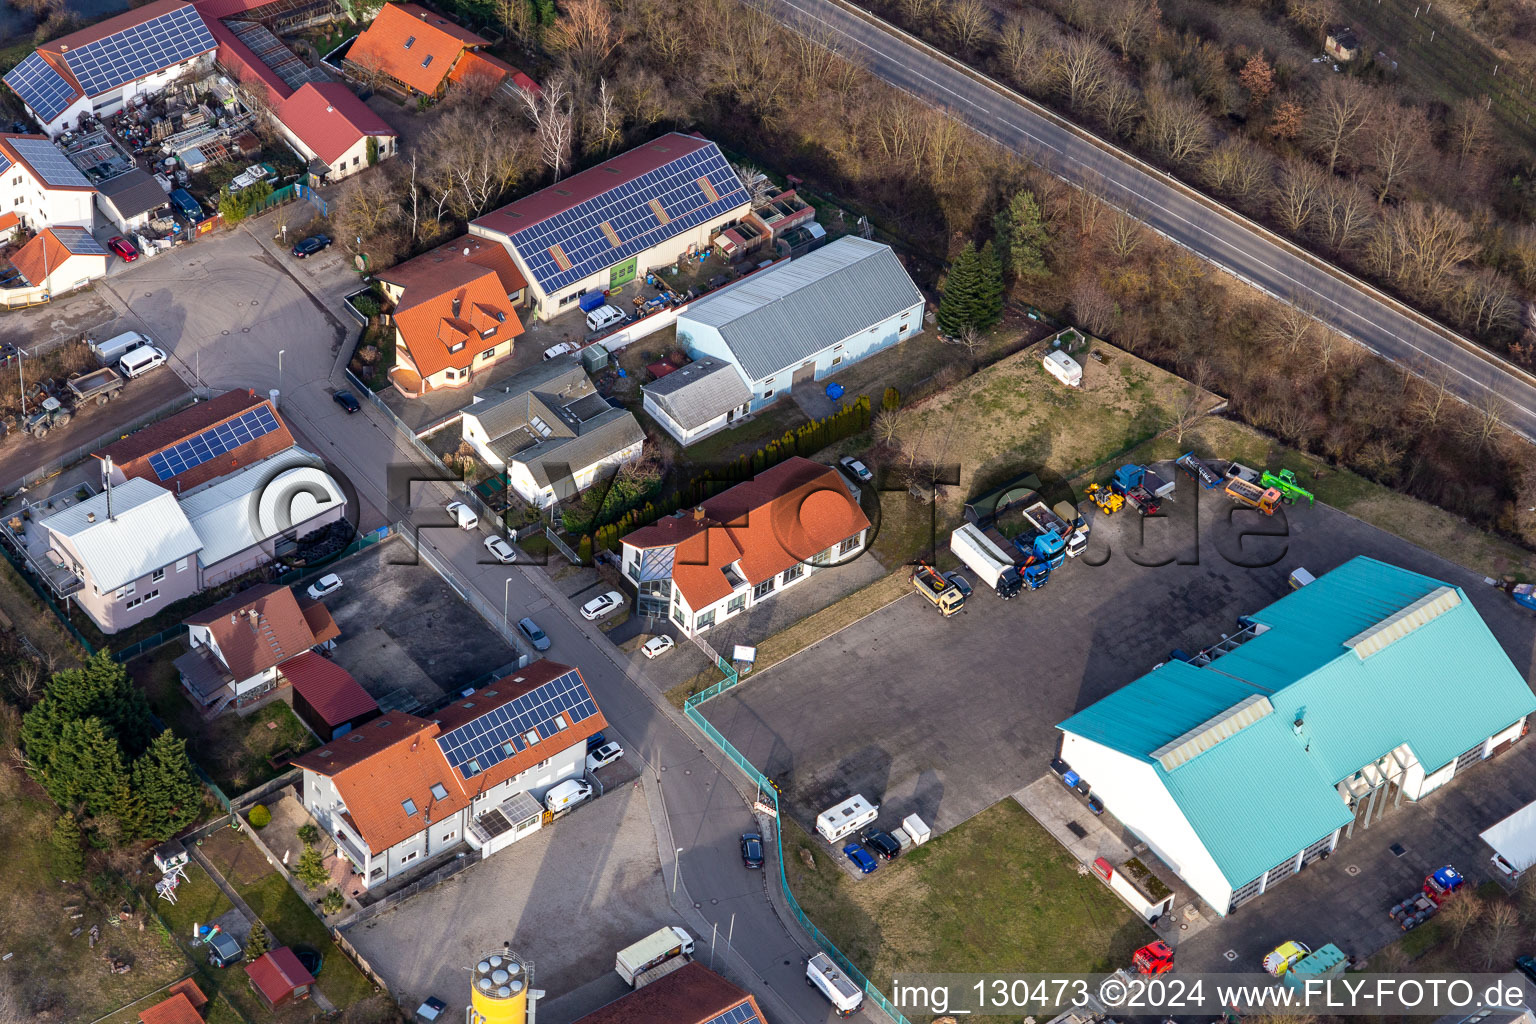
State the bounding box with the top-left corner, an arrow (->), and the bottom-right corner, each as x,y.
684,666 -> 912,1024
113,624 -> 185,663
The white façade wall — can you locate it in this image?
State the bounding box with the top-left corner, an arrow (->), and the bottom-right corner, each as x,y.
1059,732 -> 1235,915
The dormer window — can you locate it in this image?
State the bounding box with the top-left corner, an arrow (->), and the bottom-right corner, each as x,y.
449,341 -> 465,354
430,783 -> 448,800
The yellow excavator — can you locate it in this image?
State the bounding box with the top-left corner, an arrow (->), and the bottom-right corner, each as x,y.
1085,483 -> 1124,515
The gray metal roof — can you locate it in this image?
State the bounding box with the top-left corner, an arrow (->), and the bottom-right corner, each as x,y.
642,358 -> 752,431
40,476 -> 201,592
469,358 -> 592,440
678,236 -> 922,382
99,168 -> 168,218
497,407 -> 645,489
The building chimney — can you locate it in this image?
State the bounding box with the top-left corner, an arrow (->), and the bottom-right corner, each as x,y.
693,506 -> 705,522
325,105 -> 335,113
86,511 -> 96,522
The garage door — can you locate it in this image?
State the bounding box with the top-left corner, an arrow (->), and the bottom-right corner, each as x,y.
1300,833 -> 1333,866
1455,742 -> 1486,772
1228,874 -> 1264,912
1265,854 -> 1299,889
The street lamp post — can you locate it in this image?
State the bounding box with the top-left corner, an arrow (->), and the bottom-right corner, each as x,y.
503,578 -> 513,635
17,346 -> 27,417
673,847 -> 684,894
277,349 -> 285,405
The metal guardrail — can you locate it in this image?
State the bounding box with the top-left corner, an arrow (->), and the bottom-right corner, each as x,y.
684,668 -> 912,1024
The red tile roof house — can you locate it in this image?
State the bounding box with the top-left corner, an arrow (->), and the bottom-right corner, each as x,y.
620,457 -> 871,636
375,233 -> 526,396
282,650 -> 379,740
293,660 -> 606,890
176,583 -> 340,714
572,962 -> 766,1024
343,2 -> 535,100
137,979 -> 207,1024
9,226 -> 109,295
244,947 -> 314,1010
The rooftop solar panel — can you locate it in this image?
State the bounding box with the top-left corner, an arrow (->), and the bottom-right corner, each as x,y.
10,137 -> 90,187
4,52 -> 78,124
436,669 -> 599,779
62,4 -> 215,98
53,228 -> 109,255
146,405 -> 280,481
508,145 -> 747,294
702,1005 -> 760,1024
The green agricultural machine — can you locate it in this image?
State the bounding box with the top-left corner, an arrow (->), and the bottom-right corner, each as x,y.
1261,469 -> 1314,507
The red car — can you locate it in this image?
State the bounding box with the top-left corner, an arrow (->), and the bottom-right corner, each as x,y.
107,236 -> 137,262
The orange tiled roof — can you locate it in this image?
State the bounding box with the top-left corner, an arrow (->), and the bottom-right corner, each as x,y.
293,662 -> 606,854
166,979 -> 207,1014
183,584 -> 337,680
623,457 -> 869,610
0,211 -> 17,232
383,239 -> 524,378
138,989 -> 204,1024
99,389 -> 296,492
11,228 -> 105,287
446,49 -> 537,93
347,2 -> 486,95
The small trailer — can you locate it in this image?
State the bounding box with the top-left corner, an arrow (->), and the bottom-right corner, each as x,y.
66,366 -> 124,406
1175,452 -> 1223,489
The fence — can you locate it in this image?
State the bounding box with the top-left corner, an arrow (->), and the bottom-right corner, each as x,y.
684,676 -> 911,1024
296,183 -> 327,216
112,623 -> 186,663
336,849 -> 479,929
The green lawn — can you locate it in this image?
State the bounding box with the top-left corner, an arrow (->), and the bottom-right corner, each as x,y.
130,647 -> 315,797
783,801 -> 1151,989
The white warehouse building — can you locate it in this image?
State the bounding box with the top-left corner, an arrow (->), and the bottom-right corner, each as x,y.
677,235 -> 924,413
1057,557 -> 1536,917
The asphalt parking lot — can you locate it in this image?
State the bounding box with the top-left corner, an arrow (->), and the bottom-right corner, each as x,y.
702,463 -> 1536,852
320,538 -> 523,706
342,780 -> 685,1024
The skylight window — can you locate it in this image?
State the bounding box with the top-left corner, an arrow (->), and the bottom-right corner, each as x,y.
421,54 -> 433,68
430,783 -> 448,801
402,799 -> 418,816
404,35 -> 415,48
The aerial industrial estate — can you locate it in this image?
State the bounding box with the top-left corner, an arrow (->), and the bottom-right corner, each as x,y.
5,0 -> 1536,1022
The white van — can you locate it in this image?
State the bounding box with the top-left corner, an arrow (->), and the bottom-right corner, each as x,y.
585,304 -> 625,333
1043,349 -> 1082,387
544,778 -> 592,813
445,501 -> 479,530
816,795 -> 878,843
806,952 -> 863,1016
91,330 -> 151,365
118,345 -> 167,379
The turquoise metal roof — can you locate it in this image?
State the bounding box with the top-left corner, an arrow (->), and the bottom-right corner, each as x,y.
1058,556 -> 1536,888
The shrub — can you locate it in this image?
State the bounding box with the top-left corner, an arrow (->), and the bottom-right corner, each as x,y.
244,922 -> 270,962
294,846 -> 329,889
321,889 -> 346,914
297,823 -> 320,847
352,296 -> 380,319
247,804 -> 271,828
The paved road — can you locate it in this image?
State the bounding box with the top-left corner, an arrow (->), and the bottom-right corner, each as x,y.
104,222 -> 859,1024
755,0 -> 1536,439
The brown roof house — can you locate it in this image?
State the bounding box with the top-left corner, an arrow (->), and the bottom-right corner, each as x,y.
1326,27 -> 1362,61
244,947 -> 313,1010
281,651 -> 379,741
571,962 -> 766,1024
293,660 -> 606,890
177,583 -> 340,714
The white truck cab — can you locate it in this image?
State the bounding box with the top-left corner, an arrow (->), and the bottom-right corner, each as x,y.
806,952 -> 864,1016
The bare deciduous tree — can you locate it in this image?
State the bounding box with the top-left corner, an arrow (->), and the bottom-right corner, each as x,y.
1315,176 -> 1375,255
1203,136 -> 1274,205
945,0 -> 992,52
1102,0 -> 1159,58
1449,96 -> 1494,167
1272,158 -> 1327,236
1366,202 -> 1477,300
872,408 -> 906,446
425,99 -> 530,218
1142,82 -> 1212,164
1163,386 -> 1207,444
997,13 -> 1057,94
586,77 -> 623,156
1050,35 -> 1113,112
1437,891 -> 1482,949
1462,390 -> 1510,456
1455,268 -> 1521,337
1094,76 -> 1143,140
519,76 -> 574,180
1478,901 -> 1520,968
1365,103 -> 1430,203
1108,208 -> 1144,262
1303,77 -> 1375,174
550,0 -> 621,74
1070,273 -> 1118,336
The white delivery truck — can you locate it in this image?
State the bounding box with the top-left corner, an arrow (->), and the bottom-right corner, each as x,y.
807,952 -> 864,1016
615,926 -> 694,987
816,795 -> 878,843
949,523 -> 1022,599
1481,799 -> 1536,881
543,779 -> 592,813
90,330 -> 153,366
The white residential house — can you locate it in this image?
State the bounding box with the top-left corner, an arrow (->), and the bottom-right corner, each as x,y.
176,583 -> 340,711
677,236 -> 924,412
620,457 -> 870,635
293,662 -> 607,889
0,134 -> 96,230
640,357 -> 753,446
460,358 -> 644,509
1057,557 -> 1536,917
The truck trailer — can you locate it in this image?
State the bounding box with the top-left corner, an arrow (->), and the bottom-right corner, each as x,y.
66,367 -> 124,406
1022,501 -> 1083,559
1175,452 -> 1224,489
949,523 -> 1022,598
615,926 -> 695,987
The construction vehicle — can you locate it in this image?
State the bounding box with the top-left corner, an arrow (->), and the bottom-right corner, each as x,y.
23,396 -> 72,438
1389,865 -> 1464,930
1023,501 -> 1083,560
1261,468 -> 1315,506
1111,464 -> 1171,517
1175,452 -> 1224,489
1085,483 -> 1123,515
1132,941 -> 1175,975
911,563 -> 965,615
66,366 -> 124,407
1262,941 -> 1312,976
949,523 -> 1022,599
1223,477 -> 1282,516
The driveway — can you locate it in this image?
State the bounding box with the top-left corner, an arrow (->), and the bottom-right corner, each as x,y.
701,474 -> 1536,867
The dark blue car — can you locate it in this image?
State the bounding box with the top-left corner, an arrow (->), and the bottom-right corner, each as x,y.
842,843 -> 878,875
292,234 -> 332,258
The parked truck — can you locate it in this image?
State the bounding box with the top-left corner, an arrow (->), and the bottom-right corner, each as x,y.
1111,464 -> 1171,517
1223,477 -> 1282,516
1175,452 -> 1224,489
615,926 -> 694,987
66,366 -> 124,406
1022,501 -> 1083,560
1053,500 -> 1089,552
1261,468 -> 1315,507
1006,530 -> 1059,588
911,563 -> 965,615
1389,865 -> 1464,930
949,523 -> 1022,599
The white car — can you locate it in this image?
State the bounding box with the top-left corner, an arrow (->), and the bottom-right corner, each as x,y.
586,741 -> 624,771
839,455 -> 873,483
484,535 -> 516,563
641,635 -> 675,659
543,341 -> 579,361
584,304 -> 626,333
306,573 -> 342,600
445,501 -> 479,530
580,590 -> 625,620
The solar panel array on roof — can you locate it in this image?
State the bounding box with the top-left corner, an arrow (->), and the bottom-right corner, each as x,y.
509,146 -> 746,294
10,137 -> 91,187
5,53 -> 77,123
146,405 -> 280,481
702,1005 -> 760,1024
53,228 -> 109,254
62,4 -> 214,97
436,669 -> 597,779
